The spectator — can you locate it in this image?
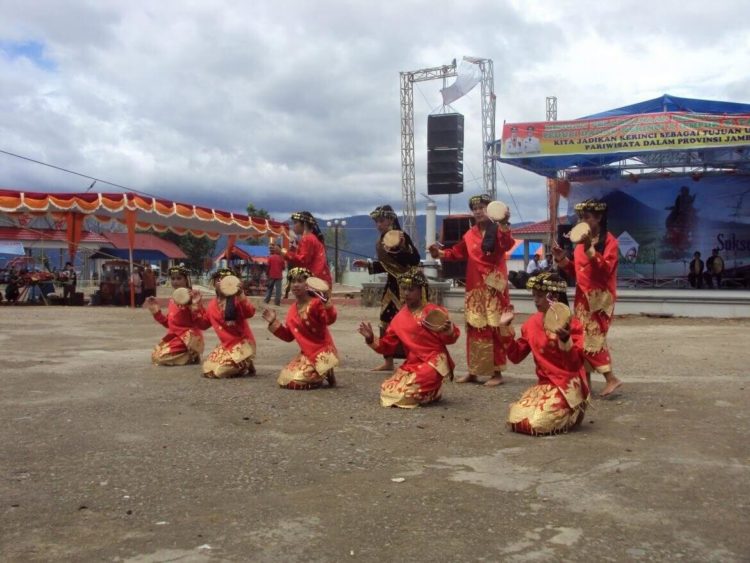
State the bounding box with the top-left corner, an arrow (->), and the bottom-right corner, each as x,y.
526,255 -> 541,275
264,250 -> 285,306
131,266 -> 144,306
705,248 -> 724,289
62,261 -> 77,305
142,266 -> 157,300
688,251 -> 704,289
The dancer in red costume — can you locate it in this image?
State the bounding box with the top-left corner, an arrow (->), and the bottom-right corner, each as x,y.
429,194 -> 514,386
359,271 -> 460,408
262,267 -> 338,390
500,272 -> 589,435
202,268 -> 257,379
552,198 -> 623,397
146,265 -> 210,366
272,211 -> 332,287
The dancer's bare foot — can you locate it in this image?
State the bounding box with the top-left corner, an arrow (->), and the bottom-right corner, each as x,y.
484,375 -> 505,387
326,370 -> 337,387
370,362 -> 394,372
600,378 -> 623,397
455,373 -> 479,384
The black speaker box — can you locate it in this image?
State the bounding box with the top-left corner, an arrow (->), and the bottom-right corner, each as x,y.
427,148 -> 463,195
438,215 -> 474,281
428,113 -> 464,150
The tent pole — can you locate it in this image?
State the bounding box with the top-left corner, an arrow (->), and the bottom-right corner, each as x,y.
129,245 -> 135,308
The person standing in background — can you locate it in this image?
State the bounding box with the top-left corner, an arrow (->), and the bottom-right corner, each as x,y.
688,251 -> 704,289
705,248 -> 724,289
62,261 -> 77,305
142,266 -> 157,301
264,249 -> 285,306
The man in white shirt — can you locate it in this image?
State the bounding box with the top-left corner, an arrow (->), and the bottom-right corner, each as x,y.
505,126 -> 523,155
526,255 -> 541,274
522,126 -> 541,154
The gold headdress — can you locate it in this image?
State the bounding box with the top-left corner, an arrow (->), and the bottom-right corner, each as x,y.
287,267 -> 312,282
526,271 -> 567,294
574,198 -> 607,213
469,194 -> 491,210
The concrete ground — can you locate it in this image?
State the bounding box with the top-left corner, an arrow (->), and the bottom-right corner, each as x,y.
1,302 -> 748,562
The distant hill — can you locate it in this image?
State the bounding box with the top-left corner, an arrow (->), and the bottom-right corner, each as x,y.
215,215 -> 535,262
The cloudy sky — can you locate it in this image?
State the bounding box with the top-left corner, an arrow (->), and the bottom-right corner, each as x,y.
1,0 -> 749,224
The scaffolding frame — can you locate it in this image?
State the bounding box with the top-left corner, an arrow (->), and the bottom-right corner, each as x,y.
399,58 -> 496,242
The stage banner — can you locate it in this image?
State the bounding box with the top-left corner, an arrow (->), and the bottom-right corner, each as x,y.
566,174 -> 750,280
500,112 -> 750,158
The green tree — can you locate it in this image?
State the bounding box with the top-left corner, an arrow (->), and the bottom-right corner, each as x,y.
246,203 -> 271,246
158,232 -> 216,273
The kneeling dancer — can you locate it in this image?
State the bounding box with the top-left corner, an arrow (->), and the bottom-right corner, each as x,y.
262,267 -> 339,389
202,268 -> 257,378
147,265 -> 210,366
358,271 -> 460,408
501,272 -> 590,435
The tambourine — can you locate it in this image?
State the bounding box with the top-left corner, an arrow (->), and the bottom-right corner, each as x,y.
422,308 -> 449,331
382,230 -> 402,253
172,287 -> 191,305
568,222 -> 591,244
487,200 -> 509,223
543,302 -> 572,332
306,276 -> 330,302
219,275 -> 242,296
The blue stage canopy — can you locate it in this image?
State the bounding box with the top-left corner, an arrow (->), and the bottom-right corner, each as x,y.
496,94 -> 750,177
582,94 -> 750,119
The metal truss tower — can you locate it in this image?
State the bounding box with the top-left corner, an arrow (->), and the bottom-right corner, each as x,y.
399,58 -> 496,243
546,96 -> 559,245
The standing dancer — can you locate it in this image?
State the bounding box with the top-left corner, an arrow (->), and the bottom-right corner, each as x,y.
500,272 -> 589,435
428,195 -> 515,386
262,267 -> 338,389
272,211 -> 332,287
202,268 -> 257,379
358,271 -> 460,408
552,198 -> 623,397
353,204 -> 421,372
146,265 -> 210,366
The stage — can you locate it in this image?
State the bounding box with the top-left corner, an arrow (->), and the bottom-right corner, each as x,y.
443,287 -> 750,318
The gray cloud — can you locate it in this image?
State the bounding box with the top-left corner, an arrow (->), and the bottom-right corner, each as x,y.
1,0 -> 749,226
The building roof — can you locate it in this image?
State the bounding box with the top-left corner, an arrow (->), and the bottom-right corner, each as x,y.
512,217 -> 568,236
101,232 -> 187,259
0,226 -> 109,244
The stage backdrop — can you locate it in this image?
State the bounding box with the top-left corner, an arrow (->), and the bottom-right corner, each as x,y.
567,173 -> 750,280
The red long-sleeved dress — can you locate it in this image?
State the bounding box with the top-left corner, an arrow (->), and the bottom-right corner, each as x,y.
558,233 -> 618,374
369,303 -> 460,408
202,296 -> 257,378
151,299 -> 211,366
283,233 -> 332,286
504,313 -> 590,435
441,224 -> 515,376
270,298 -> 339,389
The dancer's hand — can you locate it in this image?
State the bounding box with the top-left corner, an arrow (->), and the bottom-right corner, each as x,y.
499,307 -> 515,326
145,296 -> 160,314
579,231 -> 593,251
555,324 -> 571,342
190,289 -> 202,305
262,308 -> 277,324
358,321 -> 374,344
428,243 -> 441,259
551,242 -> 566,262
